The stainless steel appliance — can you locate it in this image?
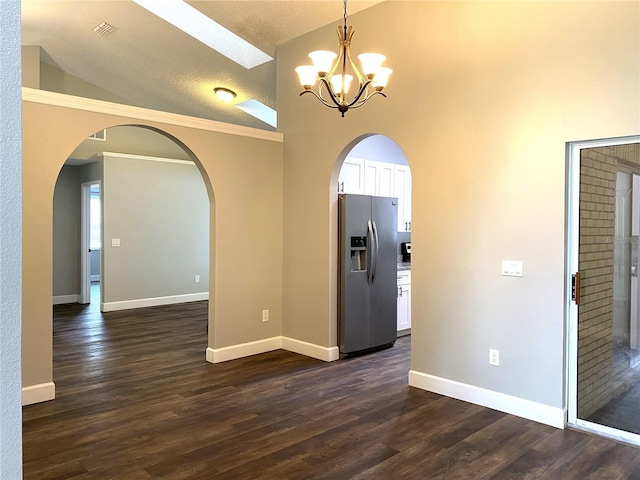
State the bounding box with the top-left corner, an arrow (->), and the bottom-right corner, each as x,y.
401,242 -> 411,263
338,194 -> 398,356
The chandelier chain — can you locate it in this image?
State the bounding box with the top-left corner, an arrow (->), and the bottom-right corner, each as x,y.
343,0 -> 348,27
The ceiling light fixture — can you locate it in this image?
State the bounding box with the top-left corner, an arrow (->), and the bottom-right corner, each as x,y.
214,87 -> 237,102
295,0 -> 392,117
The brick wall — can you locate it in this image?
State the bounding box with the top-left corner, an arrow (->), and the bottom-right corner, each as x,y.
577,143 -> 640,418
577,148 -> 616,417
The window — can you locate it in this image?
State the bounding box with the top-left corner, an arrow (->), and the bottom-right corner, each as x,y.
90,189 -> 101,249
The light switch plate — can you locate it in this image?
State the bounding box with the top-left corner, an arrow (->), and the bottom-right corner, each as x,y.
112,238 -> 121,247
501,260 -> 523,277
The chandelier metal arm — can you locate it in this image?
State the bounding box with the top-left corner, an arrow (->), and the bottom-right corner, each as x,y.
348,90 -> 387,110
299,89 -> 341,110
345,79 -> 374,108
301,79 -> 388,115
319,77 -> 346,109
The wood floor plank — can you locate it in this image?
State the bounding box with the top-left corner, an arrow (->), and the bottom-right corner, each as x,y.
22,300 -> 640,479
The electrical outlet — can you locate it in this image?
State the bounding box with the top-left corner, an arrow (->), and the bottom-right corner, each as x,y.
194,275 -> 200,283
489,348 -> 500,367
262,309 -> 269,322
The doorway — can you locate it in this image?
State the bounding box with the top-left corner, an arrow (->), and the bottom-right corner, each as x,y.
567,136 -> 640,445
336,134 -> 412,339
53,125 -> 210,314
80,181 -> 101,306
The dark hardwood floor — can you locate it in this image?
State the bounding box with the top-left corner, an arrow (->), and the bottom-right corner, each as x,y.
586,342 -> 640,436
23,300 -> 640,479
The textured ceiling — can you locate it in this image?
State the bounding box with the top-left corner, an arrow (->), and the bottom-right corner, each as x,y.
21,0 -> 384,131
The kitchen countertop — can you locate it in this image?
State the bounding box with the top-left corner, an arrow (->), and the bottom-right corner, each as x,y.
397,263 -> 411,271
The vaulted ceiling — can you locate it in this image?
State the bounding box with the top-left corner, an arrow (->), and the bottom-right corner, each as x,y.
21,1 -> 384,131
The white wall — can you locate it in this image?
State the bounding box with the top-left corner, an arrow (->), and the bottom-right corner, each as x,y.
0,0 -> 23,475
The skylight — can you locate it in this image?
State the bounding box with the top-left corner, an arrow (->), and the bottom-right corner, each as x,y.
131,0 -> 273,69
236,100 -> 277,128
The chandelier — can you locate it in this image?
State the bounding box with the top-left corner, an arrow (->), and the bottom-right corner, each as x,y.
295,0 -> 392,117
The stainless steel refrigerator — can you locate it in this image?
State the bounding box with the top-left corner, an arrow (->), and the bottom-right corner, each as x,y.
338,194 -> 398,356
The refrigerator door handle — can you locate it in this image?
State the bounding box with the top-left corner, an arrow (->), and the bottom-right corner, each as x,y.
371,220 -> 380,283
367,220 -> 375,285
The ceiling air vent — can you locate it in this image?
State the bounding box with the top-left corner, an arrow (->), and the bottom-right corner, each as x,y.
93,21 -> 117,37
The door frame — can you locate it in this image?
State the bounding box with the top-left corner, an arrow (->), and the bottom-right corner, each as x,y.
566,134 -> 640,444
80,180 -> 101,304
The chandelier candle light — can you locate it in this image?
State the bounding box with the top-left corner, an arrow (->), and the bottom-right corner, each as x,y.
295,0 -> 392,117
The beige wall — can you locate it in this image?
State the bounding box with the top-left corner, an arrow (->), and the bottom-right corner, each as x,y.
20,0 -> 640,420
22,100 -> 284,388
21,45 -> 40,88
277,1 -> 640,408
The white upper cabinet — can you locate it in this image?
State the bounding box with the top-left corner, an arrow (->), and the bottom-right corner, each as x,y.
338,157 -> 411,232
338,157 -> 365,194
394,164 -> 412,232
364,160 -> 394,197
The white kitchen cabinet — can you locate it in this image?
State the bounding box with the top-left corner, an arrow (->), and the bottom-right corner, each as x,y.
338,157 -> 365,194
339,158 -> 411,232
394,164 -> 412,232
364,160 -> 395,197
397,270 -> 411,333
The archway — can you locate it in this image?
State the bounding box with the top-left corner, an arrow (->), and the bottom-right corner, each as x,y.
331,134 -> 412,356
51,126 -> 213,394
53,125 -> 211,315
22,94 -> 285,406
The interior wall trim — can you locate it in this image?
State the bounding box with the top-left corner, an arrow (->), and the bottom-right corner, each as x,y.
206,337 -> 282,363
96,152 -> 194,165
408,370 -> 566,429
101,292 -> 209,312
206,336 -> 340,364
53,294 -> 80,305
22,382 -> 55,406
21,87 -> 284,143
281,336 -> 340,362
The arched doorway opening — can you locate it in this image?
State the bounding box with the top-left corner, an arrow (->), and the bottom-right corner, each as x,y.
51,124 -> 213,392
332,134 -> 412,356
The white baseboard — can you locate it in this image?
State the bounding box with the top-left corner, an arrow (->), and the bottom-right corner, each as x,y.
53,294 -> 79,305
91,274 -> 100,282
408,370 -> 566,429
101,292 -> 208,312
22,382 -> 55,406
206,337 -> 282,363
282,336 -> 339,362
206,336 -> 340,364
